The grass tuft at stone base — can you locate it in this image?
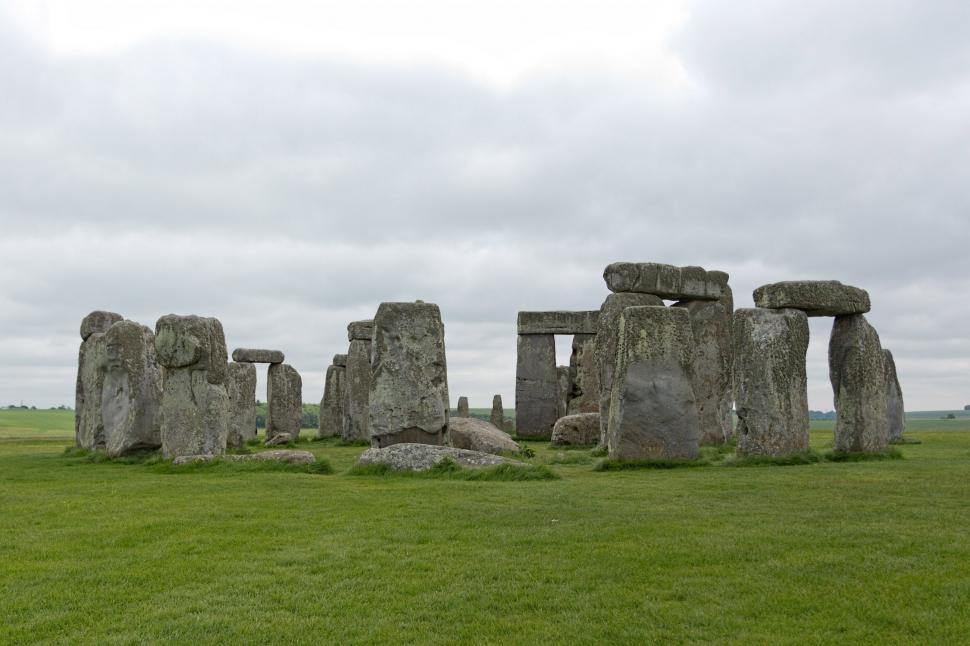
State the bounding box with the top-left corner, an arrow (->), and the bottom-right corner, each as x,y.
594,456 -> 711,471
824,448 -> 903,462
722,451 -> 822,467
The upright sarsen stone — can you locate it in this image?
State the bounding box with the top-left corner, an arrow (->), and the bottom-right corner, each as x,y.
515,334 -> 558,439
567,334 -> 599,414
369,302 -> 450,448
75,310 -> 123,450
343,335 -> 372,442
101,320 -> 163,457
606,306 -> 700,460
227,362 -> 257,448
830,314 -> 889,453
318,362 -> 346,439
883,349 -> 905,443
267,363 -> 303,443
457,396 -> 470,418
557,366 -> 570,419
154,314 -> 231,458
490,394 -> 504,430
733,308 -> 810,457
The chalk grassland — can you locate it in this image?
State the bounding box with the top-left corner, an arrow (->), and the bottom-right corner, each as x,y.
1,410 -> 969,643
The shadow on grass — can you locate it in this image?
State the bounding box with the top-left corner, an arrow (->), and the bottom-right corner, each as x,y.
348,458 -> 558,481
722,451 -> 822,467
824,448 -> 903,462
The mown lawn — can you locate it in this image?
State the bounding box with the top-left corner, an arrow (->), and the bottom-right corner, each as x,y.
1,410 -> 969,644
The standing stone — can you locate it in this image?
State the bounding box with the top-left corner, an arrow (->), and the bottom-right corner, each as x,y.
515,334 -> 558,439
709,272 -> 735,440
457,396 -> 470,418
343,335 -> 373,443
595,293 -> 664,445
267,363 -> 303,443
101,320 -> 163,457
557,366 -> 571,420
673,299 -> 732,446
607,306 -> 700,461
154,315 -> 231,458
503,419 -> 514,434
226,362 -> 257,449
884,349 -> 905,443
733,308 -> 810,457
830,314 -> 889,453
567,334 -> 599,414
490,395 -> 504,430
75,311 -> 123,450
369,302 -> 450,448
318,362 -> 346,439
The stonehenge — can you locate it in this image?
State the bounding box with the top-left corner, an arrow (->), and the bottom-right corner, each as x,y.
101,320 -> 163,457
226,362 -> 257,448
266,363 -> 303,444
317,354 -> 347,439
343,320 -> 373,443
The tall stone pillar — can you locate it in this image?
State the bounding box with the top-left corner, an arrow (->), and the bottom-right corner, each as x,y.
227,362 -> 257,449
567,334 -> 599,414
514,333 -> 558,439
343,320 -> 374,443
75,310 -> 123,450
830,314 -> 889,453
102,320 -> 163,457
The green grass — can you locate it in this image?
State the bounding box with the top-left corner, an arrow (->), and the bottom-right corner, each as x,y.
2,409 -> 970,643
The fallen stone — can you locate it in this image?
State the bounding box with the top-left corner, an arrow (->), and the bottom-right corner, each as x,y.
449,417 -> 520,455
883,349 -> 905,443
343,337 -> 372,443
102,320 -> 163,457
226,362 -> 257,449
173,450 -> 316,466
369,302 -> 450,448
733,308 -> 810,457
266,363 -> 303,443
347,320 -> 374,341
517,311 -> 599,335
490,394 -> 504,429
264,432 -> 294,447
515,333 -> 559,439
318,363 -> 346,439
606,306 -> 700,460
830,314 -> 889,452
80,310 -> 123,341
754,281 -> 870,317
567,334 -> 599,414
551,413 -> 600,446
457,396 -> 470,418
603,262 -> 724,300
231,348 -> 285,364
357,443 -> 525,472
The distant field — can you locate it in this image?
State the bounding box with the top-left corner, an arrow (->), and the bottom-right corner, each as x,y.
1,408 -> 969,643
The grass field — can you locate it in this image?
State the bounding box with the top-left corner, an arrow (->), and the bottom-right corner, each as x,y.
2,410 -> 969,643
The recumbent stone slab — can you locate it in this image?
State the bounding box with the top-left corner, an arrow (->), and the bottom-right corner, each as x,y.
551,413 -> 600,447
517,310 -> 599,335
102,320 -> 163,457
231,348 -> 285,364
603,262 -> 724,300
754,281 -> 870,317
449,417 -> 519,455
267,363 -> 303,443
830,314 -> 889,453
357,443 -> 525,472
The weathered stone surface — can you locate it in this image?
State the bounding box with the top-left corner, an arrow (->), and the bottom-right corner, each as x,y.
102,320 -> 163,457
733,308 -> 810,457
75,331 -> 108,450
264,432 -> 294,446
567,334 -> 599,414
830,314 -> 889,452
551,413 -> 600,446
266,363 -> 303,443
606,306 -> 700,460
884,349 -> 905,442
357,443 -> 525,471
155,315 -> 230,458
369,302 -> 450,448
173,450 -> 315,466
490,394 -> 504,429
347,320 -> 374,341
449,417 -> 519,455
517,311 -> 599,335
557,366 -> 570,419
332,353 -> 348,367
503,419 -> 514,434
595,293 -> 665,445
343,338 -> 372,443
754,281 -> 870,317
515,334 -> 558,439
673,299 -> 732,446
226,362 -> 257,449
317,364 -> 346,439
603,262 -> 724,300
80,310 -> 123,341
715,282 -> 735,440
231,348 -> 284,364
456,396 -> 470,418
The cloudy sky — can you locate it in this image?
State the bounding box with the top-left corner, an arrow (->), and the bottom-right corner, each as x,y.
2,0 -> 968,411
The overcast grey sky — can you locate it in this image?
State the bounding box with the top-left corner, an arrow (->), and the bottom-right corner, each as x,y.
1,0 -> 968,411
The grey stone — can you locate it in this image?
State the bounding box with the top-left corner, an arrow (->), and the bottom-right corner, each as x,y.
231,348 -> 285,364
155,315 -> 230,458
75,331 -> 108,450
557,366 -> 571,419
551,413 -> 600,446
830,314 -> 889,453
567,334 -> 599,414
357,443 -> 525,472
264,432 -> 294,447
606,306 -> 700,460
733,308 -> 810,457
503,419 -> 514,434
317,363 -> 346,439
80,310 -> 123,341
490,394 -> 504,429
517,310 -> 599,335
369,302 -> 450,448
595,292 -> 665,445
754,281 -> 871,317
102,320 -> 163,457
343,337 -> 372,443
266,363 -> 303,443
226,362 -> 257,449
332,353 -> 348,367
515,334 -> 558,439
457,396 -> 470,418
673,299 -> 733,446
347,319 -> 374,341
884,349 -> 905,442
449,417 -> 520,455
173,449 -> 315,466
603,262 -> 724,300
